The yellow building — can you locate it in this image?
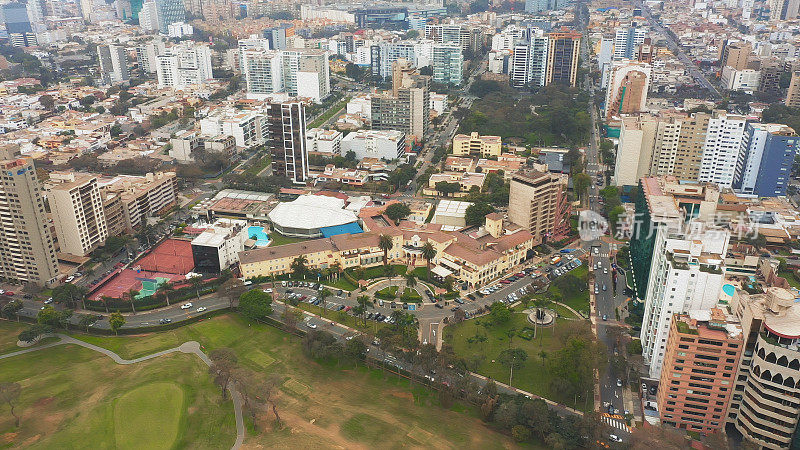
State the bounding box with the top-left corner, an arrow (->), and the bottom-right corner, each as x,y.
452,132 -> 502,157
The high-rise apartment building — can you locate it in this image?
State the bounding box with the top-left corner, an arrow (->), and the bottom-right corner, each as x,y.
281,49 -> 331,102
508,171 -> 571,245
2,2 -> 36,47
604,60 -> 651,120
0,145 -> 59,287
545,29 -> 581,87
721,41 -> 752,71
267,102 -> 309,184
263,24 -> 293,51
769,0 -> 800,20
524,0 -> 566,13
47,174 -> 108,257
242,49 -> 283,97
657,310 -> 743,433
432,44 -> 463,85
784,71 -> 800,107
614,114 -> 659,187
509,31 -> 548,88
372,63 -> 430,143
139,0 -> 159,31
672,111 -> 711,182
733,123 -> 798,197
425,24 -> 470,51
137,38 -> 166,74
156,42 -> 213,89
697,111 -> 747,188
613,26 -> 647,60
97,45 -> 130,85
728,287 -> 800,449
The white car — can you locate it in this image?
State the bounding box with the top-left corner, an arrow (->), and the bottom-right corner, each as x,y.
181,302 -> 193,310
263,288 -> 273,293
604,268 -> 608,274
306,322 -> 317,329
609,434 -> 623,443
196,306 -> 207,312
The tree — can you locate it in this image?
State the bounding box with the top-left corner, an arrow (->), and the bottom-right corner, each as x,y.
498,348 -> 528,385
511,425 -> 531,442
220,278 -> 246,309
355,294 -> 372,326
572,173 -> 591,203
208,348 -> 238,399
378,234 -> 393,267
39,94 -> 54,110
189,275 -> 204,299
281,306 -> 302,330
1,300 -> 23,321
435,181 -> 462,196
489,302 -> 511,324
52,283 -> 87,309
238,289 -> 273,320
125,288 -> 139,313
422,242 -> 437,281
291,255 -> 308,278
36,305 -> 60,327
109,312 -> 125,335
79,95 -> 96,107
78,313 -> 98,332
384,202 -> 411,224
404,273 -> 417,289
0,382 -> 21,427
18,324 -> 52,343
158,282 -> 174,306
465,202 -> 496,227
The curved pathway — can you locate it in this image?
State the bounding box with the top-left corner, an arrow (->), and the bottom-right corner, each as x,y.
0,335 -> 245,450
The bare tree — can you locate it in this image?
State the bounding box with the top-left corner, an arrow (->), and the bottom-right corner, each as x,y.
220,278 -> 246,309
208,348 -> 238,399
0,382 -> 21,427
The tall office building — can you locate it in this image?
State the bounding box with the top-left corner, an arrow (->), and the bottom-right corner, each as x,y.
508,171 -> 571,245
604,60 -> 651,120
156,42 -> 213,89
733,123 -> 798,197
545,29 -> 581,87
371,63 -> 430,143
1,2 -> 36,47
728,287 -> 800,449
657,310 -> 743,433
613,26 -> 647,60
242,49 -> 283,97
0,145 -> 59,287
47,174 -> 108,257
98,45 -> 131,85
267,102 -> 308,184
130,0 -> 144,19
263,24 -> 293,51
432,44 -> 463,85
720,41 -> 752,71
155,0 -> 185,33
697,111 -> 747,188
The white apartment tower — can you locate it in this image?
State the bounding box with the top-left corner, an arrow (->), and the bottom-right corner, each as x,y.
156,42 -> 213,89
697,111 -> 747,188
97,44 -> 130,85
0,145 -> 59,286
242,49 -> 283,98
47,173 -> 109,257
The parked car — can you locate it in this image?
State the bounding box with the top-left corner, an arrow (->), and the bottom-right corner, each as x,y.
181,302 -> 193,309
159,318 -> 172,324
196,306 -> 207,312
306,322 -> 317,329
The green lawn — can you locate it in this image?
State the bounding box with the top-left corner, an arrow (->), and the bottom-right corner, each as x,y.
66,314 -> 517,448
779,271 -> 800,289
114,382 -> 184,449
0,320 -> 26,355
348,264 -> 408,280
268,232 -> 308,246
445,311 -> 594,412
549,265 -> 590,313
0,344 -> 234,448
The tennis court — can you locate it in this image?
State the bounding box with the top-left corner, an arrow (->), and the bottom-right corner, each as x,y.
89,269 -> 185,300
137,239 -> 195,275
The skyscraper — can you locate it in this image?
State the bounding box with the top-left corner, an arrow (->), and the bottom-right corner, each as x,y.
267,102 -> 309,184
545,29 -> 581,87
508,171 -> 571,244
697,111 -> 747,188
0,145 -> 59,287
155,0 -> 185,33
613,26 -> 647,60
156,42 -> 213,89
1,2 -> 35,47
720,41 -> 752,71
371,62 -> 430,144
733,123 -> 798,197
432,44 -> 463,85
280,49 -> 330,102
98,45 -> 131,85
242,49 -> 283,97
47,174 -> 109,257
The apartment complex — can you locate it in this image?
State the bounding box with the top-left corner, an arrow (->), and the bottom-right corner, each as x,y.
340,129 -> 405,161
266,102 -> 309,184
452,132 -> 502,157
0,146 -> 59,286
281,49 -> 331,102
784,71 -> 800,108
720,42 -> 752,71
47,173 -> 108,257
508,171 -> 571,245
432,44 -> 463,85
509,29 -> 549,88
371,62 -> 430,143
697,112 -> 747,188
657,310 -> 743,433
190,218 -> 249,274
99,172 -> 178,231
546,29 -> 581,87
733,123 -> 798,197
604,60 -> 651,120
97,45 -> 130,86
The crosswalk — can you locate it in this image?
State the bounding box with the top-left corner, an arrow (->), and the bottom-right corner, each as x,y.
601,414 -> 632,433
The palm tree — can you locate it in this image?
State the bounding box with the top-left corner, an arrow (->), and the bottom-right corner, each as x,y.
100,295 -> 112,313
378,234 -> 393,267
125,288 -> 139,313
291,255 -> 308,279
405,273 -> 417,288
319,288 -> 332,317
356,295 -> 371,326
539,350 -> 547,368
421,242 -> 436,281
159,282 -> 174,306
506,328 -> 517,348
330,261 -> 342,281
189,276 -> 204,299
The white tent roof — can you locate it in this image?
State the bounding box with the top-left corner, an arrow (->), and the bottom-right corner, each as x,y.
268,195 -> 358,231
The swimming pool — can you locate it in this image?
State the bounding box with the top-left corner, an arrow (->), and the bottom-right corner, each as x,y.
722,284 -> 735,296
248,226 -> 270,247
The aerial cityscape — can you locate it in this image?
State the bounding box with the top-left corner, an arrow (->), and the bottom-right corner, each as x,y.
1,0 -> 800,448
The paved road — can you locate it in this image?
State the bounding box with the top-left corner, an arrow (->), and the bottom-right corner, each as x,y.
1,335 -> 245,449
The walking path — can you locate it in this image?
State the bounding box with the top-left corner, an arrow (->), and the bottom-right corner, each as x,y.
1,334 -> 245,450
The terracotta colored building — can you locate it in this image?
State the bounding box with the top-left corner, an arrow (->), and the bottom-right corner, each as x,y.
657,309 -> 743,433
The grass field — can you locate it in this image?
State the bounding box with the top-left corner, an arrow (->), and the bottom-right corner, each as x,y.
114,382 -> 184,449
0,344 -> 235,448
445,310 -> 594,411
268,232 -> 308,247
549,265 -> 590,313
61,314 -> 518,448
0,321 -> 60,356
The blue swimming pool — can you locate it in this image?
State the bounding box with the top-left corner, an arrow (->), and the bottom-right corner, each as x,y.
722,284 -> 735,296
248,226 -> 270,247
